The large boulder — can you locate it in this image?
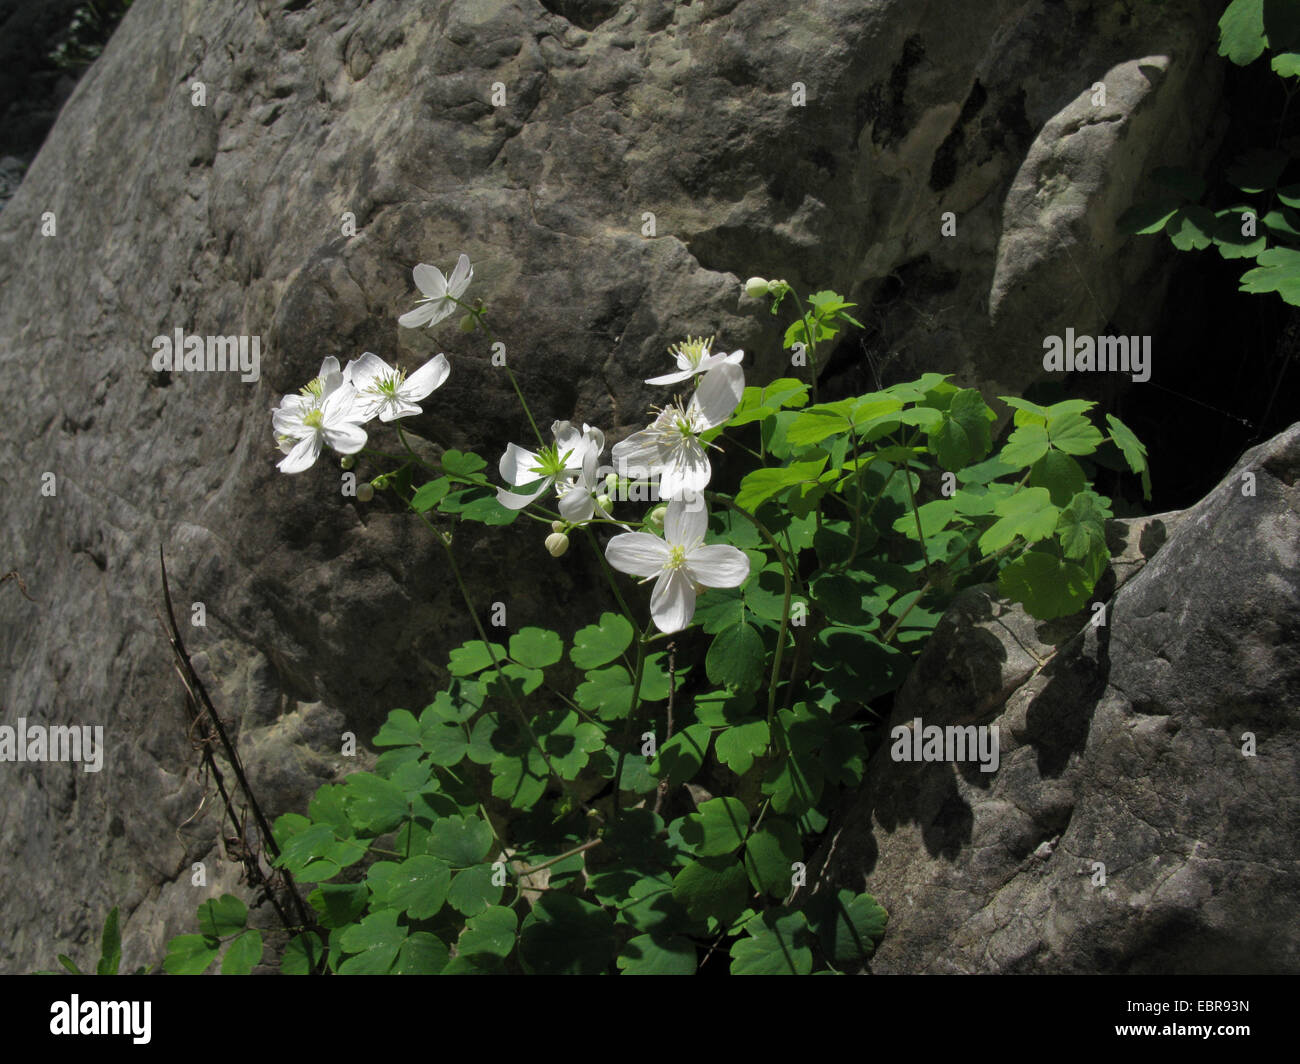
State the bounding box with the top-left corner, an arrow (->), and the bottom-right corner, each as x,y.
808,425 -> 1300,973
0,0 -> 1224,970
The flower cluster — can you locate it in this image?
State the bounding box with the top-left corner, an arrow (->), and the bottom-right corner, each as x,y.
495,334 -> 751,633
270,255 -> 468,473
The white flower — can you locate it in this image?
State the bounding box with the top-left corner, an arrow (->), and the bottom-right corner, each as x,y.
276,357 -> 345,422
605,498 -> 750,634
612,361 -> 744,500
645,335 -> 744,386
555,443 -> 617,526
346,352 -> 450,422
272,377 -> 367,474
497,421 -> 604,511
398,253 -> 473,329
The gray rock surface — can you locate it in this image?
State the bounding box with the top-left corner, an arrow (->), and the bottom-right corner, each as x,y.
0,0 -> 1225,971
809,426 -> 1300,973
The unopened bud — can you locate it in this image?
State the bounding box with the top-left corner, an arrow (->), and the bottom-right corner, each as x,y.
545,532 -> 570,557
372,474 -> 390,490
551,520 -> 565,533
596,494 -> 611,510
648,504 -> 667,527
340,454 -> 356,470
355,482 -> 375,502
459,313 -> 477,333
744,276 -> 771,298
604,472 -> 619,495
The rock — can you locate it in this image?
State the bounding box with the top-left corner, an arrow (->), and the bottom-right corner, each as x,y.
0,0 -> 1225,971
807,425 -> 1300,974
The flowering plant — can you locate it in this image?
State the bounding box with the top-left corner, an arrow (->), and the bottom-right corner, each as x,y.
169,255 -> 1149,976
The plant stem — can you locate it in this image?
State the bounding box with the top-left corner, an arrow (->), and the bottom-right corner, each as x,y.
611,630 -> 649,815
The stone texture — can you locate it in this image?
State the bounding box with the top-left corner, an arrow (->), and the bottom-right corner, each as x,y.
0,0 -> 1226,971
807,426 -> 1300,974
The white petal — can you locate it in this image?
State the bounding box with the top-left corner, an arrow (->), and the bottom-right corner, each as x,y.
496,483 -> 548,510
398,304 -> 437,329
665,497 -> 708,546
422,300 -> 456,328
412,263 -> 447,299
403,354 -> 450,399
645,368 -> 695,386
605,532 -> 669,578
691,361 -> 745,428
378,400 -> 422,421
650,568 -> 695,634
278,434 -> 321,473
319,356 -> 342,381
611,432 -> 664,479
347,352 -> 389,389
500,442 -> 542,486
558,485 -> 595,524
658,444 -> 710,499
447,253 -> 473,296
686,544 -> 750,588
324,420 -> 367,454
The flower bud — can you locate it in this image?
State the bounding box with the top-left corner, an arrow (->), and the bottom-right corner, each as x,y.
604,472 -> 619,495
459,312 -> 477,333
340,455 -> 356,470
596,494 -> 612,511
355,482 -> 375,503
648,504 -> 668,527
371,474 -> 390,490
551,520 -> 565,533
744,276 -> 771,298
545,532 -> 570,557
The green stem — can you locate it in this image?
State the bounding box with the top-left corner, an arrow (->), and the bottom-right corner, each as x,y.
612,631 -> 649,815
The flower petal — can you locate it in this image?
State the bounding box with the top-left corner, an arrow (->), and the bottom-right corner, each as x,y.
278,434 -> 321,474
650,568 -> 695,634
664,496 -> 708,546
403,353 -> 450,399
686,544 -> 750,588
348,352 -> 390,389
605,532 -> 669,578
324,420 -> 367,454
398,304 -> 437,329
447,253 -> 473,296
658,443 -> 710,499
412,263 -> 447,299
644,368 -> 695,386
496,483 -> 548,510
499,442 -> 542,485
691,361 -> 745,429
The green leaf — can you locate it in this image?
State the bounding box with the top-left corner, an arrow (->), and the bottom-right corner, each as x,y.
1226,147 -> 1288,193
1219,0 -> 1266,65
519,894 -> 617,975
998,551 -> 1093,620
1150,165 -> 1206,202
979,488 -> 1060,554
786,406 -> 853,447
458,906 -> 518,961
421,719 -> 470,767
715,719 -> 771,775
410,478 -> 451,513
1279,183 -> 1300,208
652,723 -> 712,787
1029,450 -> 1087,507
537,709 -> 605,779
617,935 -> 697,974
1214,207 -> 1268,259
366,856 -> 452,920
1105,414 -> 1152,499
811,889 -> 888,968
392,932 -> 449,974
490,747 -> 549,808
731,910 -> 814,975
671,857 -> 750,926
281,932 -> 324,975
680,796 -> 750,857
743,818 -> 802,897
1240,246 -> 1300,305
1056,490 -> 1112,561
344,773 -> 410,834
337,909 -> 406,975
57,955 -> 82,975
509,627 -> 563,668
428,815 -> 495,867
96,908 -> 121,976
1047,410 -> 1104,456
735,458 -> 828,511
447,863 -> 505,916
705,622 -> 766,693
198,894 -> 247,939
440,449 -> 488,477
308,883 -> 369,928
570,612 -> 634,669
373,708 -> 422,748
423,685 -> 481,724
221,930 -> 263,975
1167,204 -> 1216,251
1116,200 -> 1180,235
1000,423 -> 1049,468
928,414 -> 973,470
575,664 -> 636,721
163,934 -> 220,975
448,640 -> 505,676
